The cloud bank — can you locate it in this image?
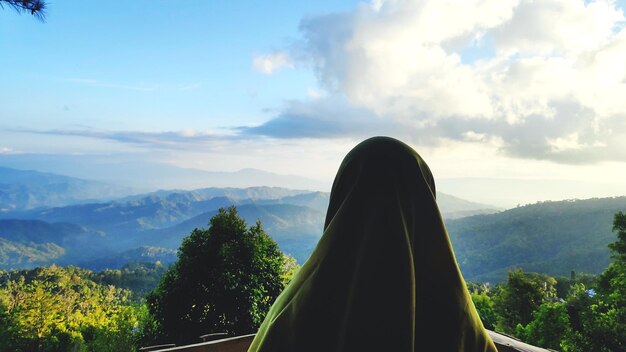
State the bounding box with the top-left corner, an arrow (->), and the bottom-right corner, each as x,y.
18,128 -> 229,149
250,0 -> 626,163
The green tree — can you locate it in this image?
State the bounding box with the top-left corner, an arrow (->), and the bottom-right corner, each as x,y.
516,302 -> 570,350
493,269 -> 557,334
608,211 -> 626,263
147,206 -> 294,345
0,265 -> 145,352
561,212 -> 626,351
470,291 -> 498,330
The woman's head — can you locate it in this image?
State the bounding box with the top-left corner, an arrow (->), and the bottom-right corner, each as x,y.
325,136 -> 436,230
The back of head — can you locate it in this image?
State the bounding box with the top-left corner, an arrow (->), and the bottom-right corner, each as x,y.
249,137 -> 497,352
325,136 -> 436,228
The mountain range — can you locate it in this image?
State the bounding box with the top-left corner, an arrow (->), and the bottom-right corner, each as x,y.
0,166 -> 132,211
0,166 -> 623,284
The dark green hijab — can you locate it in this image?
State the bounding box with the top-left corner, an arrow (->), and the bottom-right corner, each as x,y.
248,137 -> 497,352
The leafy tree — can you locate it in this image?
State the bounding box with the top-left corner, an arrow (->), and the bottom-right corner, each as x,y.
516,302 -> 570,350
0,265 -> 146,352
92,261 -> 168,300
147,206 -> 295,345
554,272 -> 596,300
560,212 -> 626,351
470,291 -> 498,330
493,269 -> 556,334
0,0 -> 45,20
608,211 -> 626,262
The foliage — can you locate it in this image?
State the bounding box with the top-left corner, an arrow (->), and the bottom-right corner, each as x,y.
493,269 -> 557,333
146,206 -> 297,345
0,0 -> 45,20
554,271 -> 596,299
447,197 -> 626,282
608,211 -> 626,262
0,265 -> 146,352
559,212 -> 626,351
479,211 -> 626,352
91,261 -> 168,300
470,291 -> 498,330
516,302 -> 571,350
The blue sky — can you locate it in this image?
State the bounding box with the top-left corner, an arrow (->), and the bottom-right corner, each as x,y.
1,1 -> 354,131
2,0 -> 626,207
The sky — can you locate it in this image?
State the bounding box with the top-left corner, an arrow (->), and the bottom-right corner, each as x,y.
1,0 -> 626,207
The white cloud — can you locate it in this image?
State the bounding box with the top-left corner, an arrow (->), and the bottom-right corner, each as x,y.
254,0 -> 626,163
252,51 -> 293,74
493,0 -> 624,55
307,88 -> 325,99
0,147 -> 14,154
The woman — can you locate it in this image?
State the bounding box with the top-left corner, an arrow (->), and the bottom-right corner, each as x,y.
248,137 -> 497,352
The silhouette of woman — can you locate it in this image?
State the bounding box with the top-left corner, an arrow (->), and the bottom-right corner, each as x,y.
248,137 -> 497,352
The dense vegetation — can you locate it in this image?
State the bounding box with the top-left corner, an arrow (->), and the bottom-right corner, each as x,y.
468,211 -> 626,351
0,265 -> 150,351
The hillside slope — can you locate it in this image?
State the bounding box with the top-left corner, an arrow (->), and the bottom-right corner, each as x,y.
0,219 -> 106,269
447,197 -> 626,282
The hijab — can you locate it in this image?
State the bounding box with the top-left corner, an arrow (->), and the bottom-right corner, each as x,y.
248,137 -> 497,352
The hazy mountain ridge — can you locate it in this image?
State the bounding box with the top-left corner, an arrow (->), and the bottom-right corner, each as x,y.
139,203 -> 326,262
0,219 -> 104,269
0,238 -> 65,268
3,167 -> 620,281
0,166 -> 133,211
1,194 -> 624,281
437,193 -> 502,219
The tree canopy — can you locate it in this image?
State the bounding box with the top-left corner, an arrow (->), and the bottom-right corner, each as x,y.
147,206 -> 295,345
0,265 -> 148,351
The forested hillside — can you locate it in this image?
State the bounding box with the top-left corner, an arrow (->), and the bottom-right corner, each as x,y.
0,220 -> 104,268
447,197 -> 626,282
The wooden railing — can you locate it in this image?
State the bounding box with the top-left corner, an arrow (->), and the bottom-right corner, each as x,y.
145,334 -> 254,352
146,330 -> 555,352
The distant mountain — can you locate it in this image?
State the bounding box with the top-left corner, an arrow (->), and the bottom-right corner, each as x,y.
447,197 -> 626,283
0,154 -> 329,191
9,194 -> 241,240
0,187 -> 329,267
0,238 -> 65,269
120,186 -> 309,203
141,203 -> 326,263
437,193 -> 502,219
0,166 -> 133,211
257,192 -> 330,213
0,219 -> 106,269
4,187 -> 315,242
0,184 -> 503,268
80,246 -> 177,271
